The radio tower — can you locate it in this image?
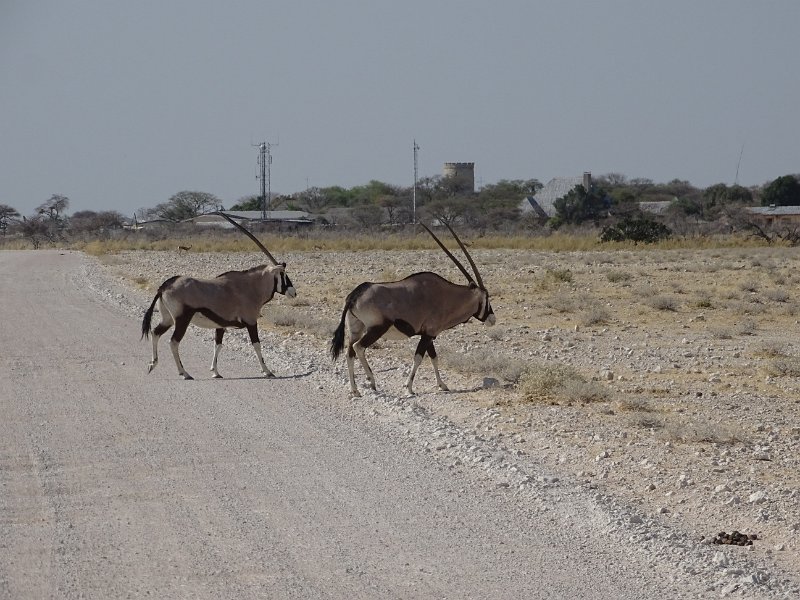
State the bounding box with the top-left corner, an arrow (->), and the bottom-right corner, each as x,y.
412,139 -> 419,224
256,141 -> 277,221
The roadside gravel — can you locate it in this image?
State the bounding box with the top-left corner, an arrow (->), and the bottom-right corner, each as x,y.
86,247 -> 800,598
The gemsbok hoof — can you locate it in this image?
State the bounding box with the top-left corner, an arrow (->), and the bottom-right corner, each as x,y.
181,373 -> 194,380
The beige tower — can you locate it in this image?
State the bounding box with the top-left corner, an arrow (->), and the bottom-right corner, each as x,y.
442,162 -> 475,193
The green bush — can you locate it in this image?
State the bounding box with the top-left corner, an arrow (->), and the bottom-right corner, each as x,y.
601,217 -> 672,244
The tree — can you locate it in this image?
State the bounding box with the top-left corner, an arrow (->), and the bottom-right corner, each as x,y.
68,210 -> 125,235
380,195 -> 411,226
421,196 -> 471,227
761,175 -> 800,207
293,187 -> 330,212
18,216 -> 53,249
551,184 -> 610,228
36,194 -> 70,222
155,190 -> 222,222
350,204 -> 384,228
229,195 -> 262,211
703,183 -> 753,209
0,204 -> 20,235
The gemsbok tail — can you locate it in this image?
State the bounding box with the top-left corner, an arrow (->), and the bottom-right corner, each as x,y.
141,276 -> 179,340
141,293 -> 160,340
330,282 -> 370,361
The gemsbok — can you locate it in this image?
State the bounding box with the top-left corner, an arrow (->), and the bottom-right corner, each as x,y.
141,213 -> 296,379
330,223 -> 495,396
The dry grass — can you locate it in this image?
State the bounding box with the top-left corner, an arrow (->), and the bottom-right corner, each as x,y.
71,230 -> 777,257
518,362 -> 609,404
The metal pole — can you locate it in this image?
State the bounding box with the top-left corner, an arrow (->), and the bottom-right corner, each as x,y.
259,143 -> 267,221
413,139 -> 419,224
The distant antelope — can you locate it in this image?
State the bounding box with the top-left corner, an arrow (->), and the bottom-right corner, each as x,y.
141,213 -> 295,379
177,245 -> 192,253
330,223 -> 495,396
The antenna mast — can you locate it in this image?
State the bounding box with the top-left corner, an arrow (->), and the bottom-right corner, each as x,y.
734,143 -> 745,186
413,139 -> 419,224
255,141 -> 277,221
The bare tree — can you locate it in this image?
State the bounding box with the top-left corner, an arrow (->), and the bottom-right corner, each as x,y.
0,204 -> 20,236
36,194 -> 70,222
18,216 -> 53,249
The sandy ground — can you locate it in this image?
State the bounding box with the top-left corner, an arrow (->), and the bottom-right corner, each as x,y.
2,247 -> 799,598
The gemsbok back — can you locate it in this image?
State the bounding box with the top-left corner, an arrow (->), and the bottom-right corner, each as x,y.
141,213 -> 296,379
330,223 -> 495,396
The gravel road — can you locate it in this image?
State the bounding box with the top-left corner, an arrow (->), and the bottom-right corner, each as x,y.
0,250 -> 794,599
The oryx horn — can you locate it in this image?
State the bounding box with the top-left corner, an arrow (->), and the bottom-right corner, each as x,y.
441,222 -> 485,289
215,212 -> 279,265
420,223 -> 482,288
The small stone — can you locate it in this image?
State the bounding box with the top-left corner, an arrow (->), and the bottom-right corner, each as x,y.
748,490 -> 767,504
482,377 -> 500,389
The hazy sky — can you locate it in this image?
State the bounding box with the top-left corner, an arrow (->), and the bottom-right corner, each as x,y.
2,1 -> 798,217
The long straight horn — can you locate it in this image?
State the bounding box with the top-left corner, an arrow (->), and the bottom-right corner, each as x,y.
442,222 -> 485,289
420,223 -> 475,285
215,212 -> 279,265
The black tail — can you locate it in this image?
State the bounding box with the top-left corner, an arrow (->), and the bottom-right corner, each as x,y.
330,282 -> 370,361
141,293 -> 160,340
330,308 -> 347,361
141,276 -> 179,340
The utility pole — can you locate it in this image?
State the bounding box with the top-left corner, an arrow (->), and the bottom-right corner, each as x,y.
256,141 -> 277,221
413,139 -> 419,224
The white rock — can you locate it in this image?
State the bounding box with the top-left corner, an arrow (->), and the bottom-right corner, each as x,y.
748,490 -> 767,504
712,551 -> 729,567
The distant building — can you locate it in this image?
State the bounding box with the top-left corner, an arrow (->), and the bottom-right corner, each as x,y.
442,162 -> 475,193
638,200 -> 674,216
189,210 -> 314,227
746,205 -> 800,226
519,172 -> 592,219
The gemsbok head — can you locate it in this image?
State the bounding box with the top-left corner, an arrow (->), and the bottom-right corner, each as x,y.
330,222 -> 494,396
141,212 -> 296,380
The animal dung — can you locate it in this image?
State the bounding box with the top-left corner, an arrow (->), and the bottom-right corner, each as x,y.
712,530 -> 757,546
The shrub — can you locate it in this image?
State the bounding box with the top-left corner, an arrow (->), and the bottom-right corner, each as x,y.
600,217 -> 672,244
518,362 -> 607,404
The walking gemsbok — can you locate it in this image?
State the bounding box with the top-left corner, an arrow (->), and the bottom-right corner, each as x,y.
141,213 -> 296,379
330,223 -> 495,396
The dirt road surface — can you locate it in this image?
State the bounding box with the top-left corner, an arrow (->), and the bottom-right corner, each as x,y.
0,250 -> 768,598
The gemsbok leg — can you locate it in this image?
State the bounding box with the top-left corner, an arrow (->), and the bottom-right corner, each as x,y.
168,312 -> 194,380
210,328 -> 225,378
405,335 -> 449,395
247,324 -> 274,378
148,299 -> 175,375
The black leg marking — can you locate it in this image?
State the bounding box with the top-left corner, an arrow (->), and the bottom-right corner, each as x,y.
153,323 -> 172,337
358,324 -> 392,350
171,312 -> 193,343
215,328 -> 225,344
414,335 -> 434,358
246,324 -> 260,344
